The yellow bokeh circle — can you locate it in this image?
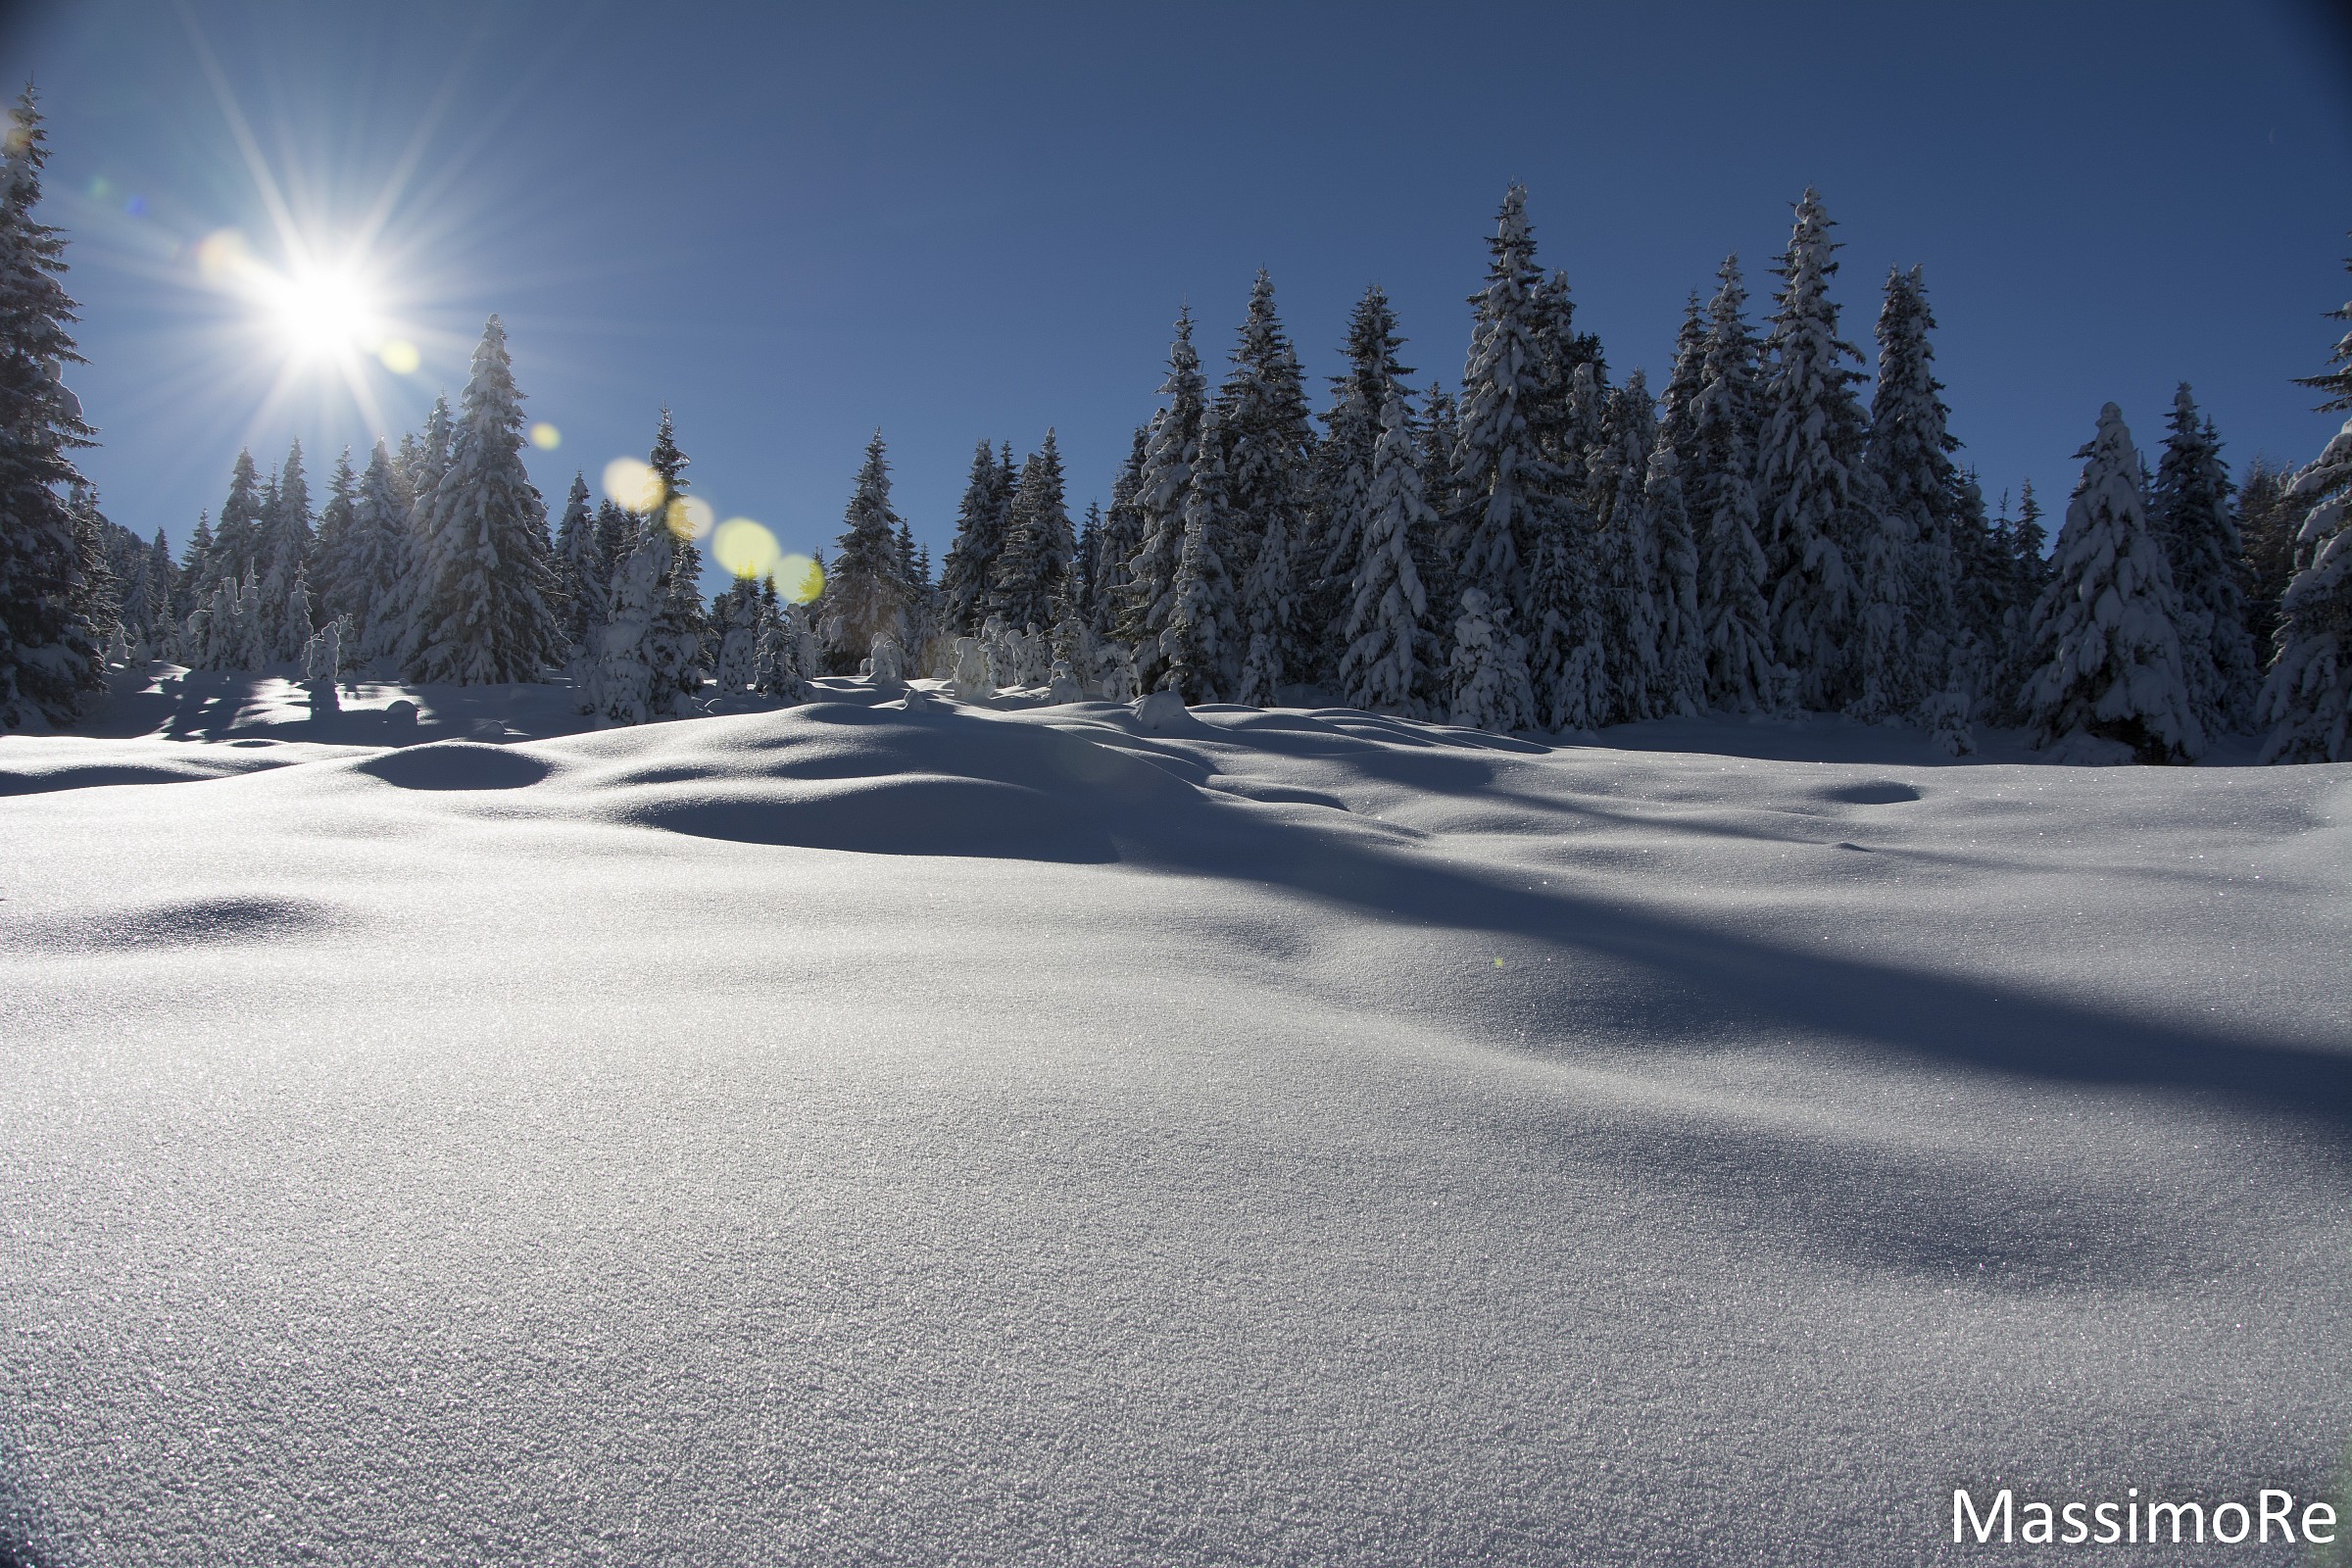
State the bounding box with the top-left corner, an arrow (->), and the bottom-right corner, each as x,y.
378,339 -> 421,374
665,495 -> 714,541
711,517 -> 782,580
529,421 -> 561,451
776,554 -> 823,605
603,457 -> 662,513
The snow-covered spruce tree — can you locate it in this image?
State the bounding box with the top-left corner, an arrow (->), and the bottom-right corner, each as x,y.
990,430 -> 1073,633
1218,270 -> 1314,704
1308,285 -> 1414,682
709,575 -> 762,693
2021,403 -> 2202,762
1072,501 -> 1102,628
1117,310 -> 1205,691
375,397 -> 453,668
754,585 -> 812,704
66,484 -> 117,665
0,87 -> 99,726
1656,292 -> 1708,474
1447,585 -> 1535,733
2255,417 -> 2352,762
1645,430 -> 1708,716
1453,187 -> 1551,624
345,442 -> 404,662
1417,382 -> 1460,616
402,318 -> 563,684
938,438 -> 1010,637
256,440 -> 314,662
1338,392 -> 1438,715
820,432 -> 910,671
310,446 -> 355,628
550,471 -> 606,662
1592,373 -> 1663,725
2236,459 -> 2296,657
1090,426 -> 1148,640
126,526 -> 174,645
2149,386 -> 2261,735
1525,268 -> 1609,495
597,519 -> 662,726
207,448 -> 266,589
1688,257 -> 1779,711
1854,264 -> 1959,722
1158,403 -> 1243,702
1756,190 -> 1873,710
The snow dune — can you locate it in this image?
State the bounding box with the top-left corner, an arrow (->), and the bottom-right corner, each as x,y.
2,677 -> 2347,1565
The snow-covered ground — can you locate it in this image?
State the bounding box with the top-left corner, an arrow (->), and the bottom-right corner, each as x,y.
3,666 -> 2347,1566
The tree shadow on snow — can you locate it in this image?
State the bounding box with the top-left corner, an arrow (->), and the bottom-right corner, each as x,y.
1116,797 -> 2352,1140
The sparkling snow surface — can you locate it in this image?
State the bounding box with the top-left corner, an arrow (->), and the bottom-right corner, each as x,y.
3,671 -> 2348,1566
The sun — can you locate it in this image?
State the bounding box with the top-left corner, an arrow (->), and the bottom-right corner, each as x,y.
264,265 -> 379,360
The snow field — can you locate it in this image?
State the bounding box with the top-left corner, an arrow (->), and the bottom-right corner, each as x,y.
2,687 -> 2347,1565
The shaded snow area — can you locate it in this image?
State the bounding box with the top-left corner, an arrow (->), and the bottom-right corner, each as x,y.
2,671 -> 2348,1566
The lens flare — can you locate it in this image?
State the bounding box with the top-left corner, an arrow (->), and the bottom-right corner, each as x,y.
197,227 -> 259,285
603,457 -> 662,512
378,339 -> 421,374
711,517 -> 781,580
529,421 -> 561,450
777,553 -> 824,605
665,495 -> 714,541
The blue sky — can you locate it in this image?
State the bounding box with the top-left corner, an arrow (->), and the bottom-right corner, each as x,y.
9,0 -> 2352,588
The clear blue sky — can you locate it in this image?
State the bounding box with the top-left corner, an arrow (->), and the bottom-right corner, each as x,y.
8,0 -> 2352,590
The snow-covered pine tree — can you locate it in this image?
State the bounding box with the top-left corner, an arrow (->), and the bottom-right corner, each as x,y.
551,470 -> 604,661
2236,459 -> 2297,657
1756,190 -> 1873,710
0,87 -> 99,726
1091,426 -> 1149,640
597,520 -> 662,726
1417,382 -> 1460,616
1645,428 -> 1708,716
1525,268 -> 1609,486
257,439 -> 315,661
173,512 -> 212,624
754,585 -> 812,704
66,484 -> 117,668
938,438 -> 1009,637
2149,386 -> 2261,735
1117,310 -> 1205,691
2292,245 -> 2352,413
2255,416 -> 2352,762
990,430 -> 1073,633
374,398 -> 452,667
1688,256 -> 1779,711
207,448 -> 266,589
344,442 -> 404,662
1854,264 -> 1959,722
1073,501 -> 1102,627
819,432 -> 910,670
311,446 -> 356,629
709,574 -> 762,693
1338,392 -> 1440,715
130,526 -> 175,644
402,318 -> 564,684
1452,187 -> 1555,628
651,538 -> 710,710
1308,285 -> 1414,682
1656,292 -> 1709,473
1591,372 -> 1663,724
1447,585 -> 1535,733
2021,403 -> 2203,762
1158,403 -> 1243,702
1218,271 -> 1314,703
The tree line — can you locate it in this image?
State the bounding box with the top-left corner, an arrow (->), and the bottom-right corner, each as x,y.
2,85 -> 2345,763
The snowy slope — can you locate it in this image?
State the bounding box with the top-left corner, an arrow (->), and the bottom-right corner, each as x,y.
2,672 -> 2348,1567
